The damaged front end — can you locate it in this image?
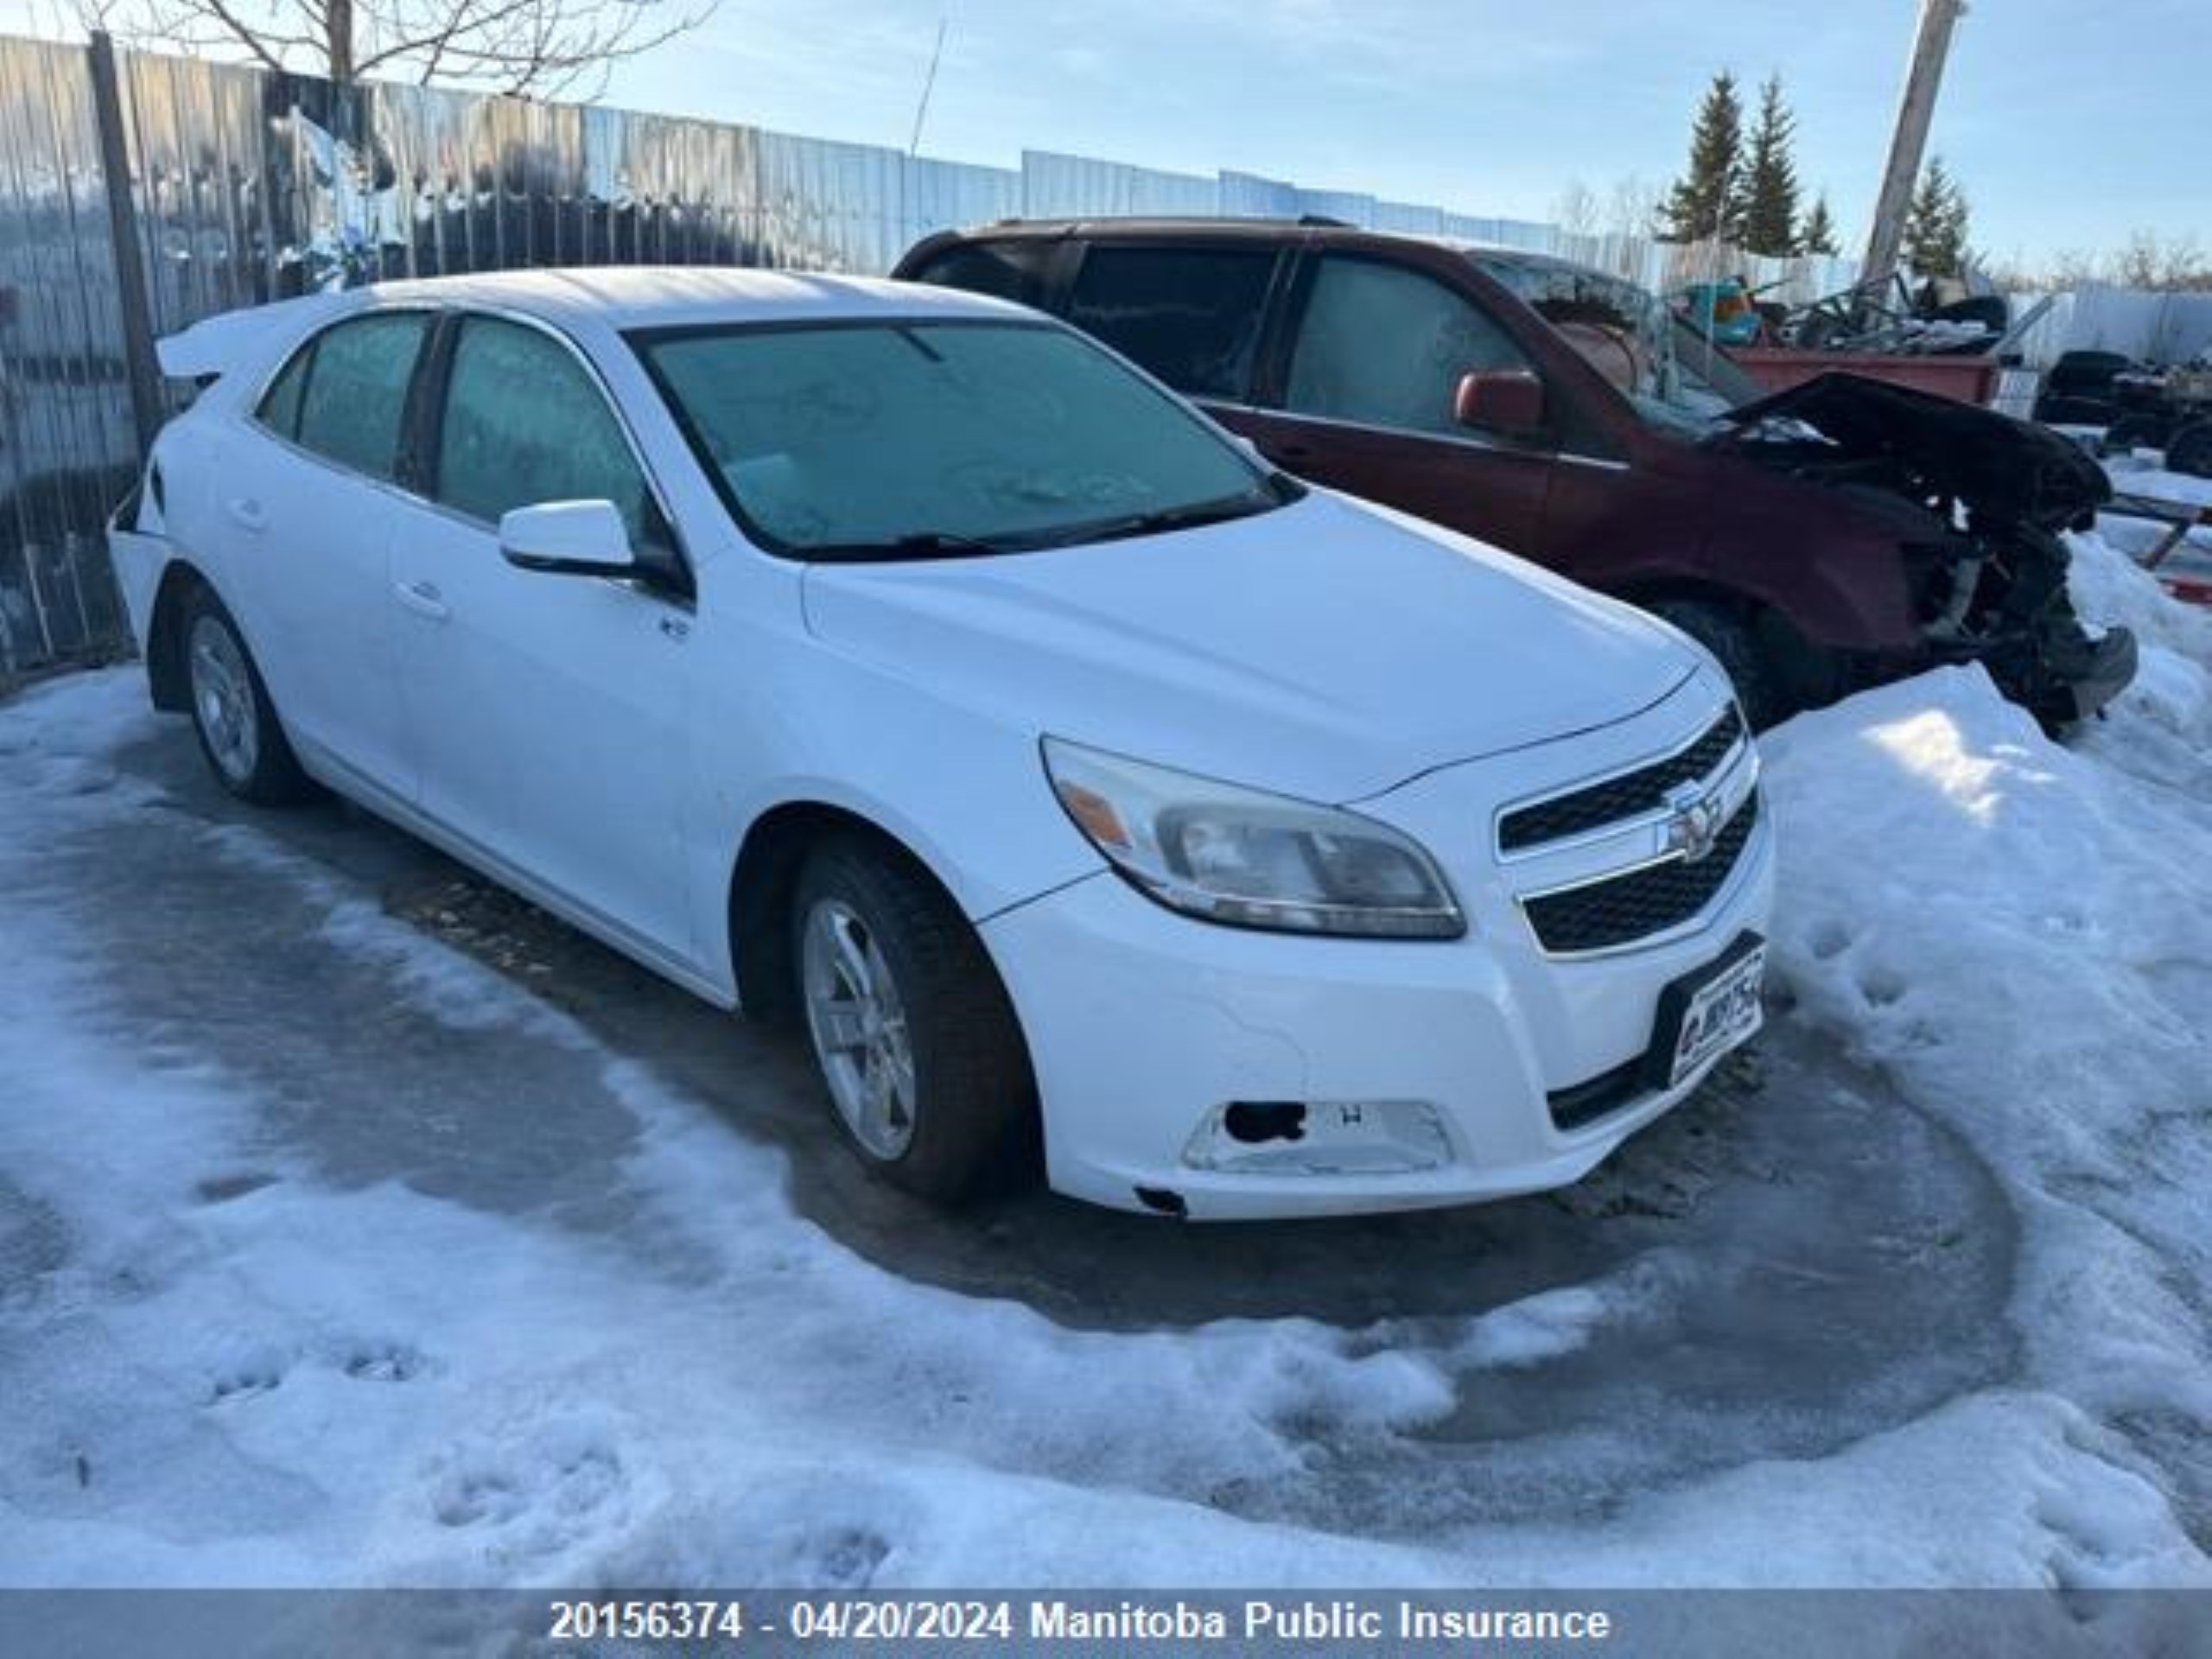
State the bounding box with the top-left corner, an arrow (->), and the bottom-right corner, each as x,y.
1719,373 -> 2137,726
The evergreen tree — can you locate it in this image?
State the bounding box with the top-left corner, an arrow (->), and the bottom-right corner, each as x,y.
1660,71 -> 1744,244
1901,156 -> 1971,276
1734,74 -> 1801,257
1798,193 -> 1841,257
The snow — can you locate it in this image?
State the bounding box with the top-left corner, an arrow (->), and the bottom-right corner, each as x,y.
2106,453 -> 2212,512
2099,451 -> 2212,574
3,541 -> 2210,1590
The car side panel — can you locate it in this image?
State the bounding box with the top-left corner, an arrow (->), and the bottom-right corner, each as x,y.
223,426 -> 411,794
1231,402 -> 1553,551
678,556 -> 1104,1008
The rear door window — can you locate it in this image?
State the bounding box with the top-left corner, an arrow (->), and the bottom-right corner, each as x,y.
291,312 -> 429,481
1065,245 -> 1277,402
1284,257 -> 1530,436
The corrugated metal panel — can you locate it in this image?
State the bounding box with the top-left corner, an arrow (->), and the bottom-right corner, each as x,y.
0,35 -> 134,677
908,151 -> 1021,243
1292,188 -> 1376,227
1371,200 -> 1444,237
1218,169 -> 1297,219
1022,150 -> 1216,219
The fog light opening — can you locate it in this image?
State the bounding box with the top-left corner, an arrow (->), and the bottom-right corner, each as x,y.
1223,1101 -> 1307,1146
1182,1100 -> 1453,1178
1133,1185 -> 1188,1218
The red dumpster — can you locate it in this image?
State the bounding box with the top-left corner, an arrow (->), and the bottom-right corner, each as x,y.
1729,348 -> 2001,407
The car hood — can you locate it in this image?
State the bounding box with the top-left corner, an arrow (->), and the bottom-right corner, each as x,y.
799,490 -> 1699,803
1716,372 -> 2110,530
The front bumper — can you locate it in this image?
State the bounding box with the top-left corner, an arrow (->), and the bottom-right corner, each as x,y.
2049,624 -> 2138,721
1925,619 -> 2138,726
982,683 -> 1777,1219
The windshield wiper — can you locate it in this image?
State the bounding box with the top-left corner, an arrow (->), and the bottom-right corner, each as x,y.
804,530 -> 1017,563
1025,490 -> 1283,550
802,485 -> 1294,562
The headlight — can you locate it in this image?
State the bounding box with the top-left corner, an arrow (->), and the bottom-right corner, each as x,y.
1042,738 -> 1465,938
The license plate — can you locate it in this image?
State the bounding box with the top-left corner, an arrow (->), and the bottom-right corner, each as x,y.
1662,937 -> 1766,1089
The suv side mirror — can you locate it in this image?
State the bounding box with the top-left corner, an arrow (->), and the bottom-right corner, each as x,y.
1454,370 -> 1547,441
499,500 -> 637,576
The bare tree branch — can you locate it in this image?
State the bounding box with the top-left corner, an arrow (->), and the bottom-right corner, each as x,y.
199,0 -> 293,72
75,0 -> 717,97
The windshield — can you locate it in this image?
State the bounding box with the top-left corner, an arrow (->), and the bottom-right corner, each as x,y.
1470,253 -> 1763,435
632,319 -> 1294,559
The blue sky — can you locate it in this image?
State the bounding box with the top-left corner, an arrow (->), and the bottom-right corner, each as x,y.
4,0 -> 2202,264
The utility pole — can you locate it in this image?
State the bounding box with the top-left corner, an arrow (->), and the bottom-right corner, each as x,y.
1860,0 -> 1965,294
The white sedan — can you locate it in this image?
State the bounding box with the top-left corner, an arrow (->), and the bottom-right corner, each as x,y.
110,268 -> 1773,1219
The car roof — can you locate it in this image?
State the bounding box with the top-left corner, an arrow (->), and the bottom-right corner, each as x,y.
925,216 -> 1604,278
156,265 -> 1040,384
348,264 -> 1034,329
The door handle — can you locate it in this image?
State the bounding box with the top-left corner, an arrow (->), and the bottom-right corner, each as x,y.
226,497 -> 268,532
393,578 -> 450,622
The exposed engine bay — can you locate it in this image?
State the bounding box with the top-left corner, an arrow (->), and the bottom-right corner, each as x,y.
1716,373 -> 2138,726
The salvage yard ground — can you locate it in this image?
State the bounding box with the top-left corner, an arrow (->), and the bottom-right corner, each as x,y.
1,535 -> 2209,1591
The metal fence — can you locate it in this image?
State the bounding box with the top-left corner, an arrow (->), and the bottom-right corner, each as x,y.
0,29 -> 1874,683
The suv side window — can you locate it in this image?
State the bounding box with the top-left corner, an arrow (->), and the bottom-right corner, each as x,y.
433,315 -> 666,553
1065,245 -> 1275,402
908,240 -> 1057,308
1285,257 -> 1531,438
291,313 -> 429,480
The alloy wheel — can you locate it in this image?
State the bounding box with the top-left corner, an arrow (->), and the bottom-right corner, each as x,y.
799,898 -> 918,1160
188,613 -> 260,785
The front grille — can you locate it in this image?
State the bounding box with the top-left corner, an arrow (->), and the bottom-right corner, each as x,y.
1498,705 -> 1745,852
1522,793 -> 1760,954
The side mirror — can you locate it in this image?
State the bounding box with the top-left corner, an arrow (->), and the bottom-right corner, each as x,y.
498,499 -> 637,576
1454,370 -> 1548,441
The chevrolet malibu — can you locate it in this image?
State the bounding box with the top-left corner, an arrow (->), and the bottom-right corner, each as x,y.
109,269 -> 1774,1219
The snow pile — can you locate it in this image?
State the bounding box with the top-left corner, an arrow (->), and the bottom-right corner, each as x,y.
1754,539 -> 2212,1578
1764,668 -> 2212,1396
2067,529 -> 2212,790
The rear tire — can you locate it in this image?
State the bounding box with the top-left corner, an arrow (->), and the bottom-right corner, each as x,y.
2164,420 -> 2212,480
181,586 -> 315,805
1643,598 -> 1787,729
791,835 -> 1038,1203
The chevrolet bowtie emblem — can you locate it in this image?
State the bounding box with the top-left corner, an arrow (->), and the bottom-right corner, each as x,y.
1663,779 -> 1724,864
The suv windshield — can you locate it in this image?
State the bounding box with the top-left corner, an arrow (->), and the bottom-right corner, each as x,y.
1469,253 -> 1763,436
632,319 -> 1295,559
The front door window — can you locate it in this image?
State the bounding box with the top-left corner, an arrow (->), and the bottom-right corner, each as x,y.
1285,257 -> 1533,439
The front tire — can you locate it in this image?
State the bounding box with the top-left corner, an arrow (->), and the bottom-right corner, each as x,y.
1645,598 -> 1786,729
791,835 -> 1037,1202
181,586 -> 315,805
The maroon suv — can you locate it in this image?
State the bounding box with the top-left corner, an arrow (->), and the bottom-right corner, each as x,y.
894,218 -> 2134,728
